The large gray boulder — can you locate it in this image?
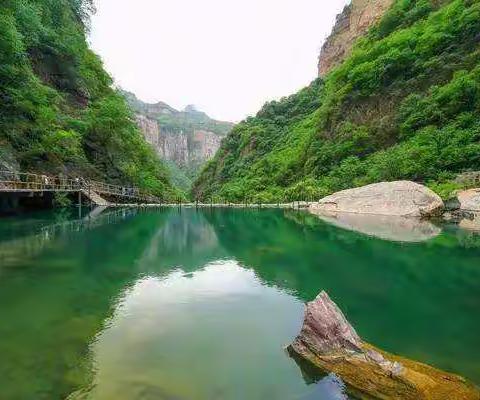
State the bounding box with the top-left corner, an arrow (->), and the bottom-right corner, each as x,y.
310,181 -> 444,217
457,189 -> 480,212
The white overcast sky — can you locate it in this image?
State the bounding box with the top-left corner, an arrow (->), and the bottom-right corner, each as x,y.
89,0 -> 348,122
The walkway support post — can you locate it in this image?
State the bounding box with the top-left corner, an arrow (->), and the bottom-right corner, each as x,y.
78,191 -> 82,218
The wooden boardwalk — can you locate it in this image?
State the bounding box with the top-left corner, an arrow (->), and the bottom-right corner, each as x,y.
0,171 -> 160,206
106,201 -> 315,209
0,171 -> 316,209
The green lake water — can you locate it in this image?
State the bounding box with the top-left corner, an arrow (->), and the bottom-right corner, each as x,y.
0,208 -> 479,400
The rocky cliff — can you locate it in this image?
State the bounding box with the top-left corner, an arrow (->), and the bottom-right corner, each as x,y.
318,0 -> 395,76
123,91 -> 233,189
134,113 -> 225,169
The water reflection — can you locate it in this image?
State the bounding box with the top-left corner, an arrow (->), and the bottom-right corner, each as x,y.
309,210 -> 441,242
0,208 -> 479,400
137,210 -> 227,273
73,262 -> 347,400
203,209 -> 480,383
0,208 -> 174,400
0,207 -> 138,268
459,213 -> 480,232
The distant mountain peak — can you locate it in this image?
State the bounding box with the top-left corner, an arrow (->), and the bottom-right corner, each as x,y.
183,104 -> 198,113
119,89 -> 178,115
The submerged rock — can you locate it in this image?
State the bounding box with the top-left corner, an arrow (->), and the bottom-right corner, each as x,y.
289,291 -> 480,400
310,211 -> 441,242
458,189 -> 480,212
310,181 -> 444,218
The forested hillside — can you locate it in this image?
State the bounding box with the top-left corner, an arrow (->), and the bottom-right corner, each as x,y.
193,0 -> 480,202
0,0 -> 178,200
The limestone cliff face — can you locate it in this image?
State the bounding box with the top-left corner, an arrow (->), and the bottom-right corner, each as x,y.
135,115 -> 226,169
318,0 -> 394,76
191,130 -> 222,164
125,91 -> 233,184
157,128 -> 189,167
135,114 -> 159,146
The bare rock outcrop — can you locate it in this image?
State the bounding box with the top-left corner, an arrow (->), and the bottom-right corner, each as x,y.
123,90 -> 233,179
310,181 -> 444,217
0,146 -> 20,178
457,189 -> 480,212
318,0 -> 395,76
293,291 -> 362,356
288,291 -> 480,400
136,114 -> 160,146
191,130 -> 223,164
134,114 -> 224,169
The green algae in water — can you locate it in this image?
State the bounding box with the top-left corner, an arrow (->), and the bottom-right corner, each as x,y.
0,208 -> 479,400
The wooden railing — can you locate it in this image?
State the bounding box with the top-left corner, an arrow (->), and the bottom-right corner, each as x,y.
0,171 -> 80,191
87,180 -> 158,202
0,171 -> 160,203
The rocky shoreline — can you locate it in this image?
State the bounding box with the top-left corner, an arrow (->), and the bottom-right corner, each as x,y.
309,180 -> 480,233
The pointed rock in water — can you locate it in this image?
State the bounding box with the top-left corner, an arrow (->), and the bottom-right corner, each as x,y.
291,291 -> 362,356
289,291 -> 480,400
310,181 -> 444,217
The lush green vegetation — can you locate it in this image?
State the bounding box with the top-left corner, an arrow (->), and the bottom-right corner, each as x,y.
0,0 -> 178,200
193,0 -> 480,203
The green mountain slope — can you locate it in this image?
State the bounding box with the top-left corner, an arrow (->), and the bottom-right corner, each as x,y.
192,0 -> 480,203
0,0 -> 178,200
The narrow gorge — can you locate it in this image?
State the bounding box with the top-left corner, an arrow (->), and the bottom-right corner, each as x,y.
123,91 -> 233,191
2,1 -> 480,400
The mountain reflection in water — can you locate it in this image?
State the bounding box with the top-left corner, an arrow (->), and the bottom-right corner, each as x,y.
75,262 -> 348,400
0,208 -> 479,400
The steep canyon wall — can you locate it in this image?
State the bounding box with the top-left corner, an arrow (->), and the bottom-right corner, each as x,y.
136,114 -> 222,168
318,0 -> 395,76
